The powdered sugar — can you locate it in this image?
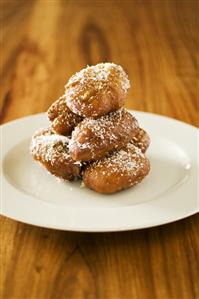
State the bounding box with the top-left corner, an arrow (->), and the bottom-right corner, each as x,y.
66,63 -> 130,93
91,143 -> 145,176
31,133 -> 73,166
84,109 -> 125,140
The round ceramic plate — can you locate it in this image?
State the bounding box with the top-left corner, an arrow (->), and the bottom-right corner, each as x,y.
1,111 -> 198,232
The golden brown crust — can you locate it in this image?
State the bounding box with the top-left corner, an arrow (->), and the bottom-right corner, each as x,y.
131,128 -> 150,153
47,95 -> 82,135
30,128 -> 81,180
65,63 -> 130,118
83,143 -> 150,194
69,109 -> 139,162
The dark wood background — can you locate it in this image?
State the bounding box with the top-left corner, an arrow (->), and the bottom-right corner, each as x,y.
1,1 -> 199,298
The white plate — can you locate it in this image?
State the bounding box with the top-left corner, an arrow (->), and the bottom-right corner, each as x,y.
1,111 -> 198,232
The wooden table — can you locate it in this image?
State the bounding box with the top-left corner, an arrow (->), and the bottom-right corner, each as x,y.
1,1 -> 199,298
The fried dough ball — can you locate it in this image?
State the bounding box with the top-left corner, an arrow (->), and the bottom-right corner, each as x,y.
132,128 -> 150,153
47,95 -> 82,135
65,63 -> 130,118
30,128 -> 81,180
83,143 -> 150,194
69,108 -> 139,162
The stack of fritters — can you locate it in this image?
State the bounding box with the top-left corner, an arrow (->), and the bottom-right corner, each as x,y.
30,63 -> 150,194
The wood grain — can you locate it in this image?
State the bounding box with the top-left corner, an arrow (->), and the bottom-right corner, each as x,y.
1,1 -> 199,298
